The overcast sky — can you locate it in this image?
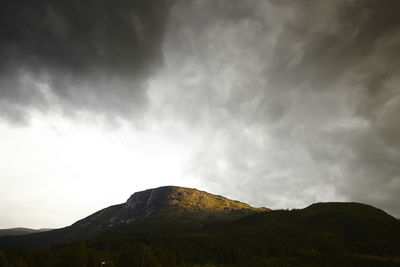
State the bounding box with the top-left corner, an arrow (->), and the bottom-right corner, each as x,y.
1,0 -> 400,228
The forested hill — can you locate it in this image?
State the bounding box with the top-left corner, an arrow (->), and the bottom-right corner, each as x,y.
0,186 -> 267,249
0,187 -> 399,266
0,228 -> 51,237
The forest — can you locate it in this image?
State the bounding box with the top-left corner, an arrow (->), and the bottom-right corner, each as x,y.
1,203 -> 400,266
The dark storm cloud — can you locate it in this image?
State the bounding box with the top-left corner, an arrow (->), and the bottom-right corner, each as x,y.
149,0 -> 400,215
0,0 -> 172,123
1,0 -> 399,217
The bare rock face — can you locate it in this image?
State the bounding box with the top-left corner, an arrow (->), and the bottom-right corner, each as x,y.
72,186 -> 268,229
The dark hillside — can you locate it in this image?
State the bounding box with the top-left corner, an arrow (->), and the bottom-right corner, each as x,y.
1,188 -> 399,266
0,186 -> 267,249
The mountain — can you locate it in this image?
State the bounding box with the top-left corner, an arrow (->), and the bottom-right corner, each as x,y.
1,186 -> 400,266
0,186 -> 267,249
0,228 -> 52,237
73,186 -> 268,228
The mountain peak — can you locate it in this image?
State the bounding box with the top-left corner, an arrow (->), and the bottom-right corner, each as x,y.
123,185 -> 268,222
125,186 -> 266,218
0,186 -> 268,249
72,186 -> 267,231
125,186 -> 192,209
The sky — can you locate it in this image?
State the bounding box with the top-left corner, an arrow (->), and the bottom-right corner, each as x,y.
1,0 -> 400,228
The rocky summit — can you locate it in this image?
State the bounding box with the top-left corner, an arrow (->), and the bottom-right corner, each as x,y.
0,186 -> 268,249
73,186 -> 268,229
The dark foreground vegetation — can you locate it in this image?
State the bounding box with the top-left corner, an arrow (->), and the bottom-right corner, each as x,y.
1,202 -> 400,266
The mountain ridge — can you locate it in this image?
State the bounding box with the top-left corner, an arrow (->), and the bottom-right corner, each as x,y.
1,186 -> 400,266
73,186 -> 268,229
0,186 -> 268,249
0,228 -> 52,237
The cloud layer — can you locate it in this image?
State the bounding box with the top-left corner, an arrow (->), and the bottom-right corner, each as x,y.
0,0 -> 172,123
1,0 -> 399,222
149,0 -> 400,214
